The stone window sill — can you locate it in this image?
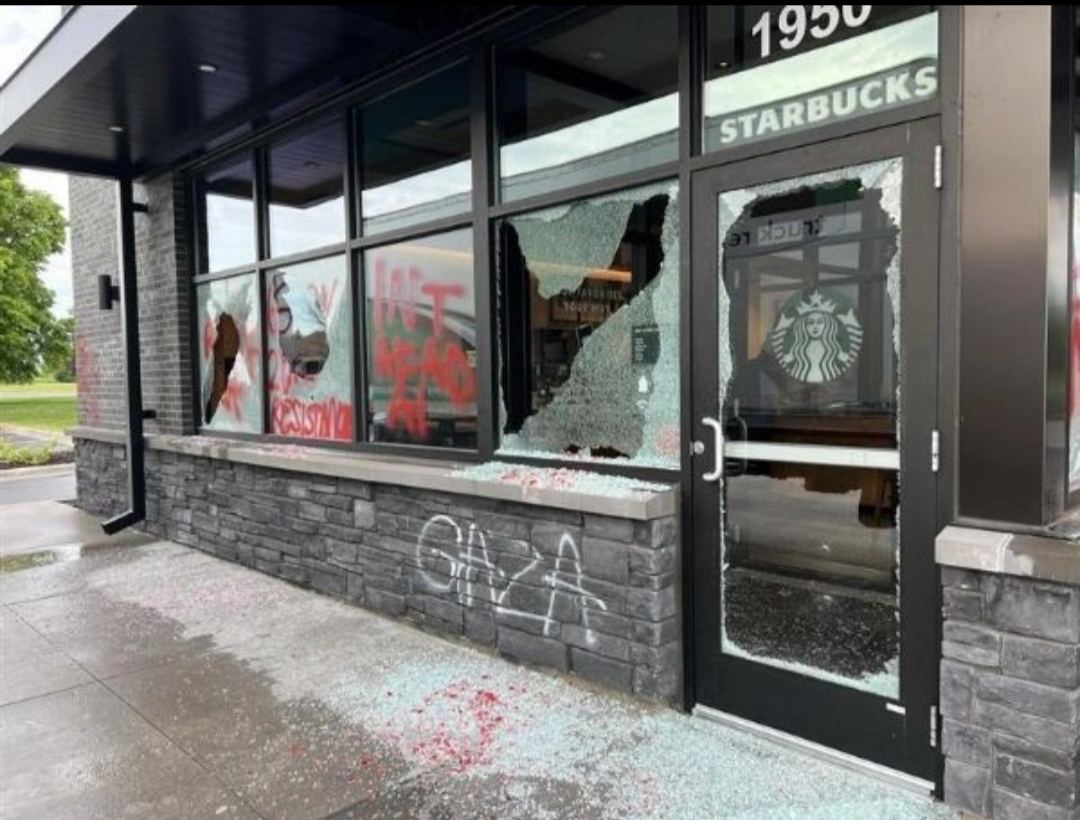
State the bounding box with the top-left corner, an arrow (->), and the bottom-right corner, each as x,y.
69,426 -> 677,521
936,525 -> 1080,585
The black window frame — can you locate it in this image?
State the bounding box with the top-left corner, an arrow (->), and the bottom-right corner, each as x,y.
184,5 -> 944,483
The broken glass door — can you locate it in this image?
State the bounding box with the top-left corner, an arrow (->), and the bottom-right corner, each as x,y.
718,160 -> 903,698
690,122 -> 940,779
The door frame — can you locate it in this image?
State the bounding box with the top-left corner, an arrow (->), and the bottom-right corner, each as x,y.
686,117 -> 942,781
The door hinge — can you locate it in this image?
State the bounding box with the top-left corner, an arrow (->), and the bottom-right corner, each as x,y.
933,144 -> 943,189
930,705 -> 939,748
931,429 -> 940,473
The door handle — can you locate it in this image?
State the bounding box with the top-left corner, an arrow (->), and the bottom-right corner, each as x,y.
702,417 -> 723,482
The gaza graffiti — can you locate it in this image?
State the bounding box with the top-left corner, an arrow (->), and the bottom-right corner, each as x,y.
414,515 -> 607,644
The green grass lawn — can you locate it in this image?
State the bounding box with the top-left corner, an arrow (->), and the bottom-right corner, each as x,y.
0,395 -> 77,432
0,377 -> 77,399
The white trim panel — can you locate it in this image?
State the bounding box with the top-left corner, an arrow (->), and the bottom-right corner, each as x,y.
723,441 -> 900,470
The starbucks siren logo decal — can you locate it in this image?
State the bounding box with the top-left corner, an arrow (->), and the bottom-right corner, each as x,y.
770,288 -> 863,383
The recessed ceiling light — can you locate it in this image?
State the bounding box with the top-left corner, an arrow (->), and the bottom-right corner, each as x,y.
198,62 -> 219,74
108,125 -> 125,133
717,60 -> 730,69
586,50 -> 606,61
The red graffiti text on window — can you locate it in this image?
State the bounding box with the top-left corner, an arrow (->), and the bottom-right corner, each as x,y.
372,260 -> 476,440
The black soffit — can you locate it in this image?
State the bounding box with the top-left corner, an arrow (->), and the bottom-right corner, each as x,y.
0,5 -> 505,179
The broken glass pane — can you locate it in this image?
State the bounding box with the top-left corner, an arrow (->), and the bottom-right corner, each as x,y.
723,463 -> 900,698
498,180 -> 680,468
717,159 -> 903,698
197,273 -> 262,433
266,255 -> 352,440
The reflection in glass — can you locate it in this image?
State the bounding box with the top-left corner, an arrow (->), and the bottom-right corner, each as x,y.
200,159 -> 256,273
266,256 -> 352,440
723,462 -> 899,697
498,6 -> 678,201
1069,131 -> 1080,489
361,65 -> 471,235
196,274 -> 262,433
720,162 -> 902,448
363,229 -> 477,447
498,181 -> 680,467
705,7 -> 938,152
268,120 -> 346,257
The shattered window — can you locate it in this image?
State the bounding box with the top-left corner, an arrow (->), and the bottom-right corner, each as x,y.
498,6 -> 679,202
498,181 -> 680,468
197,158 -> 256,273
266,256 -> 352,440
268,120 -> 347,257
363,229 -> 477,448
197,273 -> 263,433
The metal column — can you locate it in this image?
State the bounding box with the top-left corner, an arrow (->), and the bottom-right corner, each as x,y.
102,177 -> 146,534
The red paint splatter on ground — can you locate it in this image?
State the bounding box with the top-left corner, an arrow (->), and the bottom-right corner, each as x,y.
391,681 -> 514,774
636,770 -> 660,816
286,738 -> 308,757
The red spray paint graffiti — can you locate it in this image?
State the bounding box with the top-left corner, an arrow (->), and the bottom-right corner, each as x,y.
202,313 -> 261,423
270,395 -> 352,439
75,336 -> 101,425
371,260 -> 476,440
266,274 -> 353,441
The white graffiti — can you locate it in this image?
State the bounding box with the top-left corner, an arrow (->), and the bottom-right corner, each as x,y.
414,515 -> 608,645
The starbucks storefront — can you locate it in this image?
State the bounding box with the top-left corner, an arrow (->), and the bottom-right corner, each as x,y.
4,5 -> 1080,817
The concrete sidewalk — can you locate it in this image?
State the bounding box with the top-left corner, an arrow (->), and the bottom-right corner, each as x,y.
0,463 -> 76,506
0,501 -> 953,819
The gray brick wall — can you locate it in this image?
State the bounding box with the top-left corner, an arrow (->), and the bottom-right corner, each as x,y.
136,175 -> 195,435
75,438 -> 682,702
69,173 -> 193,434
70,176 -> 124,429
940,567 -> 1080,819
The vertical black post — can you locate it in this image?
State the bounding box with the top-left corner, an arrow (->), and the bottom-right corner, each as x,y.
678,2 -> 703,712
102,176 -> 146,533
471,44 -> 496,459
346,107 -> 366,445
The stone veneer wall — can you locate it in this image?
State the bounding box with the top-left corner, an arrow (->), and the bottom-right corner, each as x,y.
941,567 -> 1080,819
74,438 -> 682,702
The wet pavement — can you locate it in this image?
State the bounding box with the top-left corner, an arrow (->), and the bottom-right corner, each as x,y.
0,464 -> 76,506
0,501 -> 954,819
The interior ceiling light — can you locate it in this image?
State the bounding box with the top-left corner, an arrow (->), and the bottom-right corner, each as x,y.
198,63 -> 219,74
586,50 -> 606,61
108,125 -> 125,133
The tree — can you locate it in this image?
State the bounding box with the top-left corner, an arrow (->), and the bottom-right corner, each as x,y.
0,164 -> 68,382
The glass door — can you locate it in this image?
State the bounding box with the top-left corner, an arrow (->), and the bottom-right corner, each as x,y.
690,120 -> 939,780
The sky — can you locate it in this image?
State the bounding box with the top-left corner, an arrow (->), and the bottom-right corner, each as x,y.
1,5 -> 70,318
